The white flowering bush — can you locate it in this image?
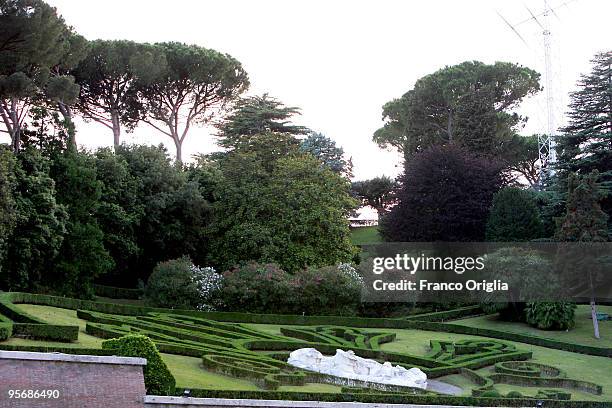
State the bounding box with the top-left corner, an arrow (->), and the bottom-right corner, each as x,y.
337,263 -> 364,285
144,257 -> 224,310
190,264 -> 224,311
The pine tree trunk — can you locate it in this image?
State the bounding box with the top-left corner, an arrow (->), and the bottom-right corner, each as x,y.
174,137 -> 183,165
58,102 -> 77,150
111,112 -> 121,151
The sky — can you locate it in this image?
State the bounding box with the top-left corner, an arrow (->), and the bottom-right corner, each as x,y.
27,0 -> 612,180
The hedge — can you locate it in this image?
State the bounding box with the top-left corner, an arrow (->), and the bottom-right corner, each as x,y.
173,388 -> 610,407
93,284 -> 142,300
490,373 -> 602,395
0,314 -> 11,340
4,292 -> 609,357
403,305 -> 484,321
0,344 -> 114,355
12,323 -> 79,342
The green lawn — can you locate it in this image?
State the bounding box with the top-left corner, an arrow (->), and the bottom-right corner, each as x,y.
246,323 -> 612,401
4,304 -> 611,400
350,226 -> 381,245
452,305 -> 612,348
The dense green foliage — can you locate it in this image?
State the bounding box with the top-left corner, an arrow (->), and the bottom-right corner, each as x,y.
351,176 -> 396,218
479,247 -> 553,322
373,61 -> 540,163
219,262 -> 362,315
486,188 -> 543,241
300,132 -> 352,177
144,257 -> 222,310
525,302 -> 577,330
381,144 -> 503,241
216,93 -> 309,150
555,52 -> 612,229
210,143 -> 356,272
102,334 -> 176,395
0,148 -> 67,291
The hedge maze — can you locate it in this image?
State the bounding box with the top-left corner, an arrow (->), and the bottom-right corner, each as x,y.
0,292 -> 608,407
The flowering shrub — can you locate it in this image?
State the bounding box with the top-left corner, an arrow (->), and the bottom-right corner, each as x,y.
220,262 -> 294,314
291,264 -> 363,316
144,257 -> 223,310
190,265 -> 224,311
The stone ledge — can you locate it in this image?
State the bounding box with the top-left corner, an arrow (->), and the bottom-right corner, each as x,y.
0,350 -> 147,366
144,396 -> 492,408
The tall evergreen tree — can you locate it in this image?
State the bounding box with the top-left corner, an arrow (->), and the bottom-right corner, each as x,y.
556,51 -> 612,231
0,0 -> 73,152
216,93 -> 309,150
300,132 -> 352,177
555,171 -> 609,338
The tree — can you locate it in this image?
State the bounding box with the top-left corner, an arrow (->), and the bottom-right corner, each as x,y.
46,32 -> 88,147
381,144 -> 504,241
0,0 -> 71,152
1,148 -> 67,291
216,93 -> 309,150
139,42 -> 249,163
300,132 -> 352,177
555,171 -> 609,338
93,148 -> 142,285
49,150 -> 113,297
209,145 -> 357,272
556,51 -> 612,227
486,187 -> 543,241
116,144 -> 214,283
0,148 -> 17,276
351,176 -> 396,218
373,61 -> 540,162
501,134 -> 541,188
73,40 -> 165,149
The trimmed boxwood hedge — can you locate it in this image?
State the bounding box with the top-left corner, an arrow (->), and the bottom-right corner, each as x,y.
4,292 -> 609,357
93,284 -> 142,300
0,343 -> 114,355
12,323 -> 78,342
173,388 -> 610,407
0,313 -> 12,340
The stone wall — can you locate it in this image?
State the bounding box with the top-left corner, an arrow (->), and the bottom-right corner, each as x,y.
0,350 -> 147,408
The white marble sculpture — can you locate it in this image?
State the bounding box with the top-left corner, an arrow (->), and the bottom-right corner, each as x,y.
287,348 -> 427,389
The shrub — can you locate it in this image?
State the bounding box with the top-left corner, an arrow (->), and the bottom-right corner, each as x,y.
220,262 -> 294,313
480,390 -> 502,398
144,257 -> 222,310
486,188 -> 543,241
290,264 -> 363,316
506,391 -> 523,398
102,334 -> 175,395
479,247 -> 553,321
525,302 -> 576,330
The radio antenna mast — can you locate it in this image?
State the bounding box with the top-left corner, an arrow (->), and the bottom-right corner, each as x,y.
497,0 -> 576,184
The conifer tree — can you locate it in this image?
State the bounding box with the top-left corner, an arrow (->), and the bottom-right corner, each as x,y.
555,171 -> 609,338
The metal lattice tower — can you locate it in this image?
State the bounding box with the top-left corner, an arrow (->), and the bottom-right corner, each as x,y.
498,0 -> 576,183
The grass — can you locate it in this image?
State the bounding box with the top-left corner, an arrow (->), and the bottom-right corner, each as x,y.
350,226 -> 381,245
247,323 -> 612,401
452,305 -> 612,348
4,304 -> 611,399
161,353 -> 259,390
3,304 -> 103,348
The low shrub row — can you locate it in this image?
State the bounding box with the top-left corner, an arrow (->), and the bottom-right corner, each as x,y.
173,388 -> 610,407
0,343 -> 114,355
490,373 -> 602,395
494,361 -> 563,378
403,305 -> 483,322
12,323 -> 79,342
4,292 -> 611,358
0,313 -> 12,340
93,284 -> 143,300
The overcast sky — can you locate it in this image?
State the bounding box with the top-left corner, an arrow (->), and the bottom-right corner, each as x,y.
35,0 -> 612,180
